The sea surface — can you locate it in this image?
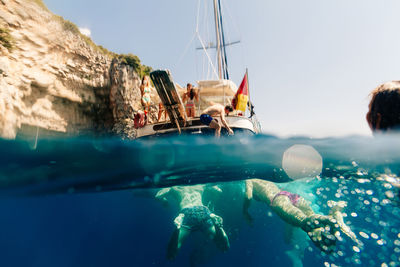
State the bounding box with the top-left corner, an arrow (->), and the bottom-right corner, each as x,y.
0,134 -> 400,267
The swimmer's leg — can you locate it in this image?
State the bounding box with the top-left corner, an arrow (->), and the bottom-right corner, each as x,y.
271,196 -> 309,228
295,197 -> 315,217
328,201 -> 360,245
213,225 -> 230,252
243,197 -> 254,226
207,214 -> 230,252
167,227 -> 190,260
209,120 -> 221,137
203,224 -> 230,252
272,196 -> 337,253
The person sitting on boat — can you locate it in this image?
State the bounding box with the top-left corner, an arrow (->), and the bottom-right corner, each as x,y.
366,80 -> 400,196
133,110 -> 147,129
182,83 -> 199,118
140,75 -> 152,112
200,103 -> 234,137
243,179 -> 360,253
155,185 -> 230,260
157,102 -> 168,122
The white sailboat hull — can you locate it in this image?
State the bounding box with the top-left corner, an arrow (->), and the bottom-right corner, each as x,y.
135,115 -> 259,139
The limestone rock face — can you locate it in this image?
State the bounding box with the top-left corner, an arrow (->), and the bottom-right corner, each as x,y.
0,0 -> 155,139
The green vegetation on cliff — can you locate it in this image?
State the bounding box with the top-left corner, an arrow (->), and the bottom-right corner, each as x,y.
31,0 -> 153,77
0,28 -> 14,51
118,54 -> 153,77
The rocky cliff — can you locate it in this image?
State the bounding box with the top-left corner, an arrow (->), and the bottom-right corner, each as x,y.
0,0 -> 157,140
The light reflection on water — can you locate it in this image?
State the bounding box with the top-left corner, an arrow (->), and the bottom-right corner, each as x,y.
0,134 -> 399,266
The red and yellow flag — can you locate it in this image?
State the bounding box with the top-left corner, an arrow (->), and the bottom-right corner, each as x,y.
232,72 -> 249,112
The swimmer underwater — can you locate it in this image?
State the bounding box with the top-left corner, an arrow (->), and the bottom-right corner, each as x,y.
243,179 -> 360,253
155,185 -> 230,260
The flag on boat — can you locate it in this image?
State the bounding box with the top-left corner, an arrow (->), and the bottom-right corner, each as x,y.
232,72 -> 249,112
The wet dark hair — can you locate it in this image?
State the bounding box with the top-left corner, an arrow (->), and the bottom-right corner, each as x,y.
187,83 -> 194,100
225,105 -> 234,112
141,75 -> 149,84
367,81 -> 400,131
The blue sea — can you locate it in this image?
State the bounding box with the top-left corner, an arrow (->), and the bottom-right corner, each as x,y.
0,134 -> 400,267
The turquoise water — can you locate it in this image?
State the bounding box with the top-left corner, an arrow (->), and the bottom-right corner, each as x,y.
0,135 -> 399,266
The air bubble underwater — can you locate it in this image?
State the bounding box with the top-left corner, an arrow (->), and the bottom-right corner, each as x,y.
301,167 -> 400,266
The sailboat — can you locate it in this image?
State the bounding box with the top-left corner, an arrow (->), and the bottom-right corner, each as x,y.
135,0 -> 261,139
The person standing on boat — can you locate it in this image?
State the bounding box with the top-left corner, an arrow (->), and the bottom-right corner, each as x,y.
182,83 -> 199,118
200,103 -> 234,137
140,75 -> 152,113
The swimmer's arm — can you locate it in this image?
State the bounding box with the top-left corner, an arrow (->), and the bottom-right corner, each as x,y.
155,188 -> 171,203
182,93 -> 187,102
245,180 -> 253,200
174,213 -> 185,229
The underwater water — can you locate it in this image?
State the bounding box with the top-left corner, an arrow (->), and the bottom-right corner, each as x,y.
0,134 -> 400,267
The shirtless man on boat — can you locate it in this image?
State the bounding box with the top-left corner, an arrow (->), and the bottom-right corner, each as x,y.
200,103 -> 234,137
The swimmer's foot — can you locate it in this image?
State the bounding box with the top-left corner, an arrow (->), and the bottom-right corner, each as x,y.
328,201 -> 361,246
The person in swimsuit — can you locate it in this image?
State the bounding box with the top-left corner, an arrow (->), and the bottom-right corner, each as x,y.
200,103 -> 234,137
243,179 -> 360,253
182,83 -> 199,118
140,75 -> 152,112
155,185 -> 230,260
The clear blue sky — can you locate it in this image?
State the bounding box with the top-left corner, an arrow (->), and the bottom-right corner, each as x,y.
43,0 -> 400,137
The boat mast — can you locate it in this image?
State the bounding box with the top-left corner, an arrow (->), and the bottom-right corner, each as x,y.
217,0 -> 229,80
197,0 -> 236,80
213,0 -> 223,79
213,0 -> 229,104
